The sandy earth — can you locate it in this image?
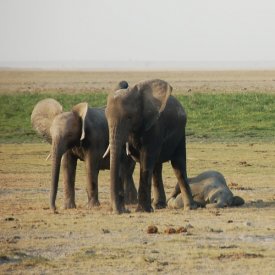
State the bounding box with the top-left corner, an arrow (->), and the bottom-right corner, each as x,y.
0,142 -> 274,274
1,70 -> 275,94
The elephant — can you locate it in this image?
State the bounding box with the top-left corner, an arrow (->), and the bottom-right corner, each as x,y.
167,170 -> 245,209
31,97 -> 137,212
104,79 -> 196,213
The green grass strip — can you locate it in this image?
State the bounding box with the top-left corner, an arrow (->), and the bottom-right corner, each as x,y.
0,93 -> 275,143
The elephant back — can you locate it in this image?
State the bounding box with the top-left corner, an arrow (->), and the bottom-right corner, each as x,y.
31,98 -> 63,143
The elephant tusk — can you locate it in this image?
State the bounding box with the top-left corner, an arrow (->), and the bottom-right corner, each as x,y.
126,142 -> 130,156
102,144 -> 110,158
45,153 -> 51,161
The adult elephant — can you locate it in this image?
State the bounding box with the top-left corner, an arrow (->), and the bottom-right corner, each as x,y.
167,170 -> 245,209
105,79 -> 196,213
31,98 -> 137,212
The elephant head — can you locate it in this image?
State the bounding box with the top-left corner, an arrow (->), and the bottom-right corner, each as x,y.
31,98 -> 88,211
105,79 -> 172,212
206,188 -> 244,208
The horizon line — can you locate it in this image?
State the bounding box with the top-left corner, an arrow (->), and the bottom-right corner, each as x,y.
1,60 -> 275,71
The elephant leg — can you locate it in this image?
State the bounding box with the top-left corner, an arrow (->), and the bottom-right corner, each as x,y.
168,182 -> 181,200
152,163 -> 166,209
122,157 -> 137,204
171,157 -> 196,210
62,151 -> 77,209
136,154 -> 155,212
136,169 -> 153,212
167,194 -> 184,209
85,153 -> 100,208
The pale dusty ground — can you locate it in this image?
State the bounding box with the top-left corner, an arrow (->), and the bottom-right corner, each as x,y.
0,142 -> 275,274
1,70 -> 275,94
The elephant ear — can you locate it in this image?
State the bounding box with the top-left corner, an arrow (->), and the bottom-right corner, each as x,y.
31,98 -> 63,143
72,102 -> 88,141
136,79 -> 172,131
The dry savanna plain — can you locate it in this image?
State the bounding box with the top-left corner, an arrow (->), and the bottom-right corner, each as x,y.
0,70 -> 275,274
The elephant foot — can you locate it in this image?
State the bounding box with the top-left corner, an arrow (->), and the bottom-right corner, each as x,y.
135,204 -> 154,213
166,197 -> 175,209
113,208 -> 130,214
87,199 -> 100,209
184,201 -> 198,211
111,206 -> 130,214
51,207 -> 58,214
110,201 -> 129,214
153,200 -> 167,209
63,200 -> 76,209
125,194 -> 138,205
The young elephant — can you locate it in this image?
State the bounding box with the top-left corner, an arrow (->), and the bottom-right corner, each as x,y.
167,170 -> 244,209
31,98 -> 137,212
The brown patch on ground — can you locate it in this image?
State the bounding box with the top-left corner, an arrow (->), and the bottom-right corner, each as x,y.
217,252 -> 264,261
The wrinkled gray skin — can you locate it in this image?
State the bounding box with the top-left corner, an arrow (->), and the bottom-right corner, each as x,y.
167,170 -> 245,209
31,97 -> 137,212
105,79 -> 196,213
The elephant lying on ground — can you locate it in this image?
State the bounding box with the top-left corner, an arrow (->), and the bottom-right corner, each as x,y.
167,170 -> 245,209
31,98 -> 137,212
105,79 -> 196,213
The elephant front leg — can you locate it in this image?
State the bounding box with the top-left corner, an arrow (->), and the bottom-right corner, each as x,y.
85,154 -> 100,208
121,156 -> 137,204
152,163 -> 167,209
136,168 -> 154,212
62,151 -> 77,209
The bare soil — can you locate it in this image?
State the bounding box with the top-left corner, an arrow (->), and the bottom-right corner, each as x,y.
0,142 -> 275,274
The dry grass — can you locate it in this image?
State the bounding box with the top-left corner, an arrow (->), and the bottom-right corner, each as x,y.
1,70 -> 275,94
0,142 -> 275,274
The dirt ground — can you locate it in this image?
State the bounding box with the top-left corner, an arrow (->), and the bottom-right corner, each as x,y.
0,142 -> 275,274
1,70 -> 275,94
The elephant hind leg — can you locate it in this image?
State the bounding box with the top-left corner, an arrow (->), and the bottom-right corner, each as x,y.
121,156 -> 137,205
152,163 -> 167,209
168,182 -> 181,200
167,195 -> 184,209
171,158 -> 197,210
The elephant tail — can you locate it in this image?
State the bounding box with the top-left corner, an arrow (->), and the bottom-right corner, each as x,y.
31,98 -> 63,143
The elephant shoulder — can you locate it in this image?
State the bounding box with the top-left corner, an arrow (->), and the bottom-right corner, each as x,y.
84,108 -> 108,141
162,96 -> 187,124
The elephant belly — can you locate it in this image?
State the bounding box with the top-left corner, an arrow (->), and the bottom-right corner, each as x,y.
158,140 -> 182,163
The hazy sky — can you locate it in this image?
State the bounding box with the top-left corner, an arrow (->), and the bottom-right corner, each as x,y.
0,0 -> 275,65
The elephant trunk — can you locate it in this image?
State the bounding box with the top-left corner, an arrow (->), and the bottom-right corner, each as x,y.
50,139 -> 65,212
109,125 -> 126,213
